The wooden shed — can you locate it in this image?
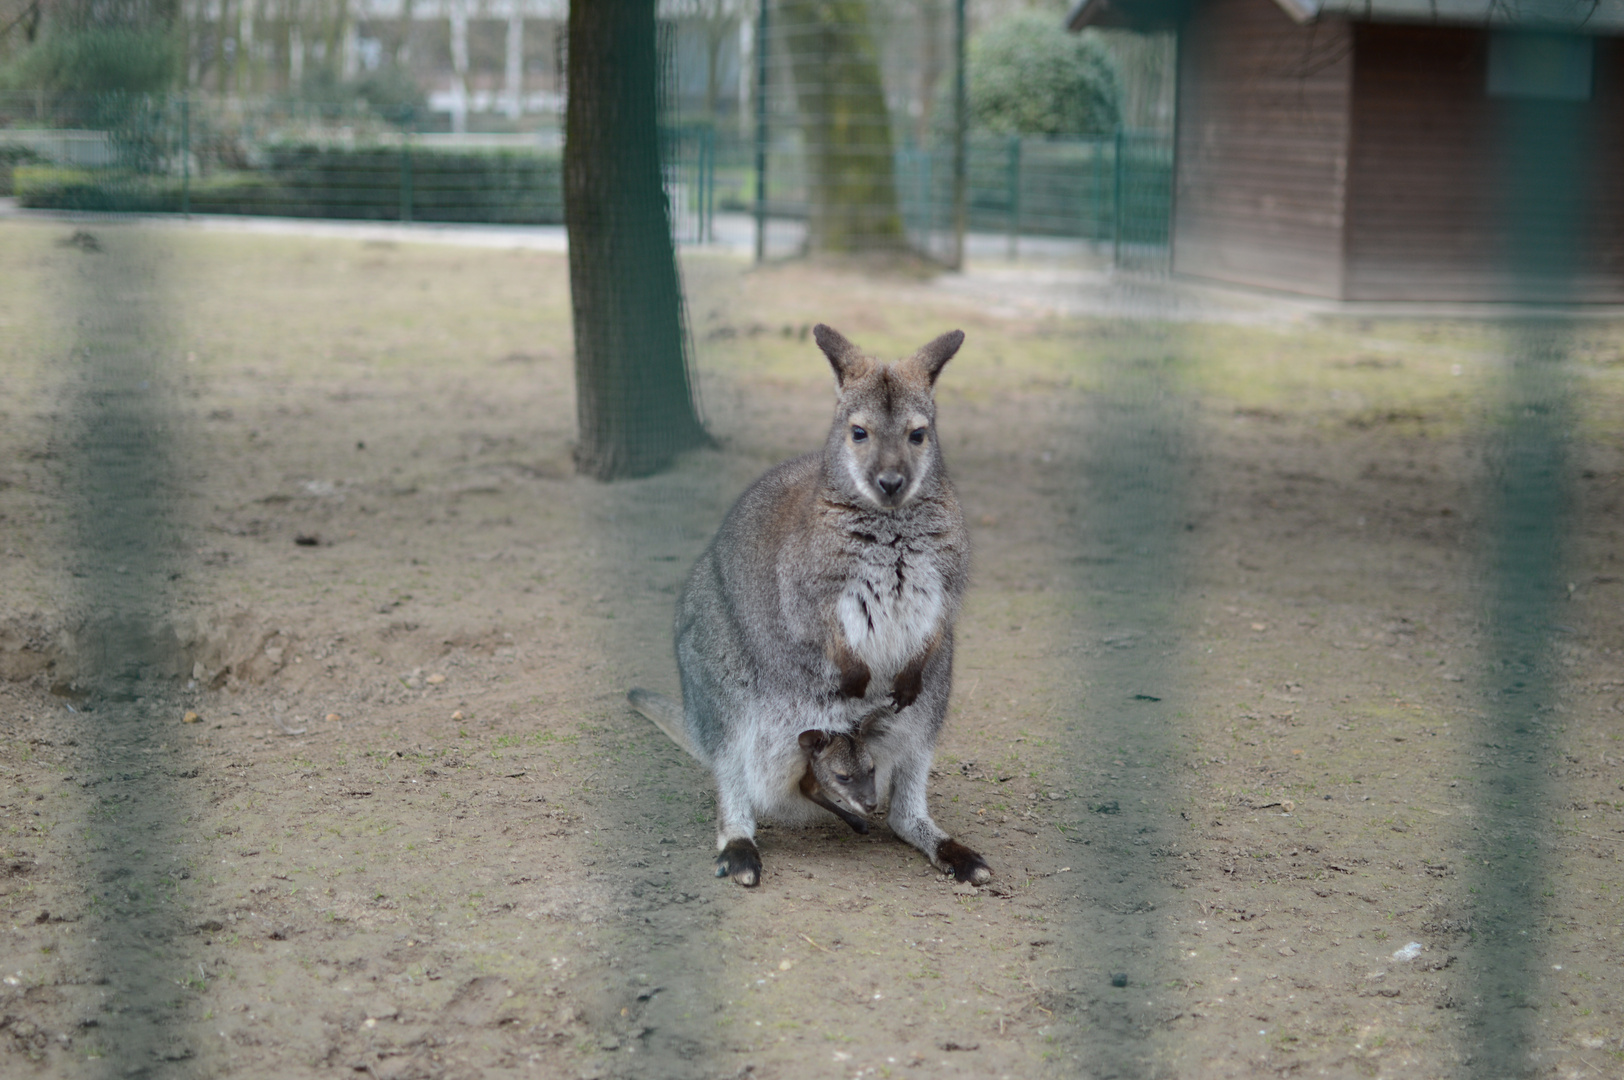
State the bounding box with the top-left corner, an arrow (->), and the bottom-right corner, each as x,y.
1067,0 -> 1624,301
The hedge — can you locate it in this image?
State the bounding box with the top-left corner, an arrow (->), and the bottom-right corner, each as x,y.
15,144 -> 564,224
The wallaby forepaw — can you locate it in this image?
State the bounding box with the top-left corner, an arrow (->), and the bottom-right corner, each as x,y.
716,838 -> 762,887
889,671 -> 923,712
837,663 -> 871,700
937,838 -> 992,885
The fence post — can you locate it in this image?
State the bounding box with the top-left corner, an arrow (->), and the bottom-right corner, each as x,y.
703,124 -> 714,243
950,0 -> 967,270
400,106 -> 414,223
1006,134 -> 1020,260
1112,128 -> 1124,268
923,146 -> 933,243
753,0 -> 769,262
180,95 -> 191,219
1093,136 -> 1104,243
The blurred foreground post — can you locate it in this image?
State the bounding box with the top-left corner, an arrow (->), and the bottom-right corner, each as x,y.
62,230 -> 193,1080
753,0 -> 769,263
951,0 -> 966,269
565,0 -> 708,480
1463,60 -> 1590,1074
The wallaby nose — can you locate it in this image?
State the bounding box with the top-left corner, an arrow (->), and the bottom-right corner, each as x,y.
876,471 -> 906,498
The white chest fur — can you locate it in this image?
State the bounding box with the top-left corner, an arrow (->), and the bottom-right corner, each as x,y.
836,547 -> 944,677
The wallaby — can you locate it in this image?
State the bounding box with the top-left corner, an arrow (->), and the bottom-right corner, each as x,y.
635,324 -> 991,888
628,687 -> 879,832
797,725 -> 879,834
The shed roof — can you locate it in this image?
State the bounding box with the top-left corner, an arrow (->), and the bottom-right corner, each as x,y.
1065,0 -> 1624,33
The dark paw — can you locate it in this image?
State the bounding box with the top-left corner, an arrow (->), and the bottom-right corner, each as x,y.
715,838 -> 762,887
936,838 -> 992,885
890,669 -> 924,711
838,661 -> 871,700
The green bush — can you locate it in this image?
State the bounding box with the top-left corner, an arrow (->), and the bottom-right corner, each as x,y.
14,164 -> 169,211
295,65 -> 427,118
17,167 -> 296,214
14,164 -> 98,201
968,14 -> 1120,136
263,146 -> 562,223
0,145 -> 44,196
1,28 -> 178,97
14,146 -> 565,225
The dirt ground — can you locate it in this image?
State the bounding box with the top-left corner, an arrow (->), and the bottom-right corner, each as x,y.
2,217 -> 1623,1080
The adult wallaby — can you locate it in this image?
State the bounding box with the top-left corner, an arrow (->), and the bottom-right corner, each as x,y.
638,324 -> 991,888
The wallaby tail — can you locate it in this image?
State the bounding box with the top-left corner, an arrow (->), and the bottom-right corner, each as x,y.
627,688 -> 699,759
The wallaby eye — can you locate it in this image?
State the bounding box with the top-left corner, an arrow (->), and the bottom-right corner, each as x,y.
850,426 -> 868,442
909,427 -> 927,445
834,773 -> 852,784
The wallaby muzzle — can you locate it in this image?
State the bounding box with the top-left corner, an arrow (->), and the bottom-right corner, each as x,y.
875,469 -> 907,502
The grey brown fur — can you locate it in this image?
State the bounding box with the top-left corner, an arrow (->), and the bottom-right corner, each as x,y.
635,324 -> 990,888
628,687 -> 879,835
796,709 -> 884,835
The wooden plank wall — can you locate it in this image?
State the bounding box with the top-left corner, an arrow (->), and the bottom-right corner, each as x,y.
1344,26 -> 1624,302
1173,0 -> 1352,297
1342,27 -> 1494,301
1588,39 -> 1624,302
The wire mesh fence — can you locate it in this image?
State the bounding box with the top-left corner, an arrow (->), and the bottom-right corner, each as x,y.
0,95 -> 729,241
738,2 -> 1171,265
0,5 -> 1173,264
8,3 -> 1623,1078
0,93 -> 571,223
892,130 -> 1172,260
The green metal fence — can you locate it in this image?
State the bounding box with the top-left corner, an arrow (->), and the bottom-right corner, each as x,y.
1,94 -> 570,224
2,91 -> 1169,263
663,122 -> 716,244
893,130 -> 1172,261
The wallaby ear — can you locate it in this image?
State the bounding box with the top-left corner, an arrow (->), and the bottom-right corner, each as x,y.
909,329 -> 965,387
857,707 -> 890,741
798,729 -> 830,753
813,323 -> 868,388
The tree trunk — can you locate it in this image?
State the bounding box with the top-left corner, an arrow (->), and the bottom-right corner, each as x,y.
913,0 -> 943,147
704,22 -> 722,121
326,0 -> 349,84
780,0 -> 906,255
565,0 -> 709,480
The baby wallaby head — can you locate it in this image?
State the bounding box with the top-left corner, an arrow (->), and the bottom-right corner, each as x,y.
797,728 -> 879,817
813,323 -> 964,511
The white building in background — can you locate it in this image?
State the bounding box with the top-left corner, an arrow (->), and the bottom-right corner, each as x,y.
183,0 -> 750,133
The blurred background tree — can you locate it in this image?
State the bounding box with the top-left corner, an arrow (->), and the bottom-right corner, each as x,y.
0,0 -> 179,95
295,62 -> 427,118
781,0 -> 906,255
967,8 -> 1119,135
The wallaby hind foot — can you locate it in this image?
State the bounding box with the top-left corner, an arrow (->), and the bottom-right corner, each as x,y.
716,838 -> 762,887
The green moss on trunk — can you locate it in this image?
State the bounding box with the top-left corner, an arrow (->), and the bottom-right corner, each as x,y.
781,0 -> 907,255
